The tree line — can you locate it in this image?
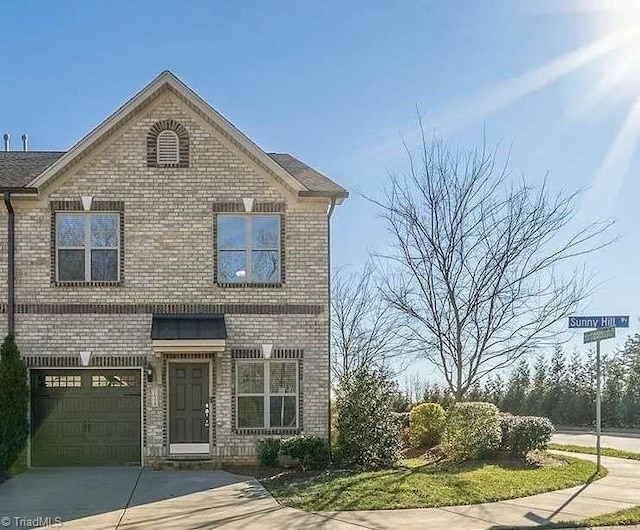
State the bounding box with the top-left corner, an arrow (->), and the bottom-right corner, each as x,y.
419,334 -> 640,428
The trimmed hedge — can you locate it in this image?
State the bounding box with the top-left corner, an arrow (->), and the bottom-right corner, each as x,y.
280,435 -> 329,471
409,403 -> 446,448
500,413 -> 555,457
443,402 -> 501,460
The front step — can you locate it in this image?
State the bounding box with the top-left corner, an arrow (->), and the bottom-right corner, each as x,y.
152,457 -> 223,471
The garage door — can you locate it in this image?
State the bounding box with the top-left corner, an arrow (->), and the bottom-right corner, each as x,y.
30,370 -> 141,466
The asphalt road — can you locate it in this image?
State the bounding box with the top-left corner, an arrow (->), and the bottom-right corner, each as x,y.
552,431 -> 640,452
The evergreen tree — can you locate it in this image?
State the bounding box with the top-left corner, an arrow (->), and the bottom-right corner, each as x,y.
526,355 -> 547,416
0,335 -> 29,472
602,354 -> 626,428
501,359 -> 530,414
622,356 -> 640,427
543,346 -> 567,424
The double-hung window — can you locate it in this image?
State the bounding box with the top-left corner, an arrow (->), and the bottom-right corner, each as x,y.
236,361 -> 298,429
56,213 -> 120,282
217,215 -> 280,284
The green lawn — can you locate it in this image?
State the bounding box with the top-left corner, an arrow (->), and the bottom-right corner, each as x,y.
263,454 -> 604,511
583,504 -> 640,526
549,443 -> 640,461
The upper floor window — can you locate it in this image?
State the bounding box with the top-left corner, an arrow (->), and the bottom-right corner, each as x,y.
157,130 -> 179,165
147,120 -> 189,168
217,215 -> 280,284
56,213 -> 120,283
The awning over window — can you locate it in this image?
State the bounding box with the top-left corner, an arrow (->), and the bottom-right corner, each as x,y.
151,314 -> 227,353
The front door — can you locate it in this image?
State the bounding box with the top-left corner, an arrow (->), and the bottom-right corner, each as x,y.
169,363 -> 210,454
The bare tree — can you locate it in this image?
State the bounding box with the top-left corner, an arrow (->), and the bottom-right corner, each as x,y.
375,131 -> 613,401
331,262 -> 413,386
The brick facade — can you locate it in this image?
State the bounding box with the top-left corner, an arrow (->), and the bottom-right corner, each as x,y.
3,85 -> 336,465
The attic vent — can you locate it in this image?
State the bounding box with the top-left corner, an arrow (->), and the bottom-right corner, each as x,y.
157,130 -> 179,165
147,120 -> 189,168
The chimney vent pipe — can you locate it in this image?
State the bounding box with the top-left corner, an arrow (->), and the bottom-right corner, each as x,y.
3,133 -> 9,152
21,134 -> 28,152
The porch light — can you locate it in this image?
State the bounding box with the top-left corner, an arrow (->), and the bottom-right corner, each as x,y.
146,362 -> 154,383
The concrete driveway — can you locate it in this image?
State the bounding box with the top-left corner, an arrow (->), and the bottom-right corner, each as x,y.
0,467 -> 357,530
552,431 -> 640,452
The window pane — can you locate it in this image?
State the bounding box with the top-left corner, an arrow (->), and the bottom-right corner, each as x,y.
219,250 -> 246,282
58,250 -> 85,281
57,215 -> 85,247
252,250 -> 279,283
270,363 -> 297,394
252,216 -> 279,250
91,250 -> 118,281
91,215 -> 119,248
237,363 -> 264,394
237,396 -> 264,428
218,216 -> 246,250
270,396 -> 296,428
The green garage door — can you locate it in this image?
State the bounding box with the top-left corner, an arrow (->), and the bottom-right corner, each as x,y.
30,370 -> 141,466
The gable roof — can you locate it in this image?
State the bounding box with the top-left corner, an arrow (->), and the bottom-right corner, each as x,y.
0,150 -> 346,198
10,71 -> 346,201
0,152 -> 65,189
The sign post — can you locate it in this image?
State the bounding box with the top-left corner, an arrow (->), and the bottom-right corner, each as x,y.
571,317 -> 628,474
583,327 -> 615,472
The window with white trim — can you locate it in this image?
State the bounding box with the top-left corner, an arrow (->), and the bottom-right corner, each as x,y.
56,213 -> 120,282
157,130 -> 179,165
217,215 -> 280,283
236,361 -> 298,429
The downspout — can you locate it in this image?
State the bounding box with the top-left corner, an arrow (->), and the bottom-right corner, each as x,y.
327,197 -> 336,454
3,192 -> 14,336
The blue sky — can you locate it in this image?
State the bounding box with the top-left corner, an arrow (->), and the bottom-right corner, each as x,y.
2,1 -> 640,360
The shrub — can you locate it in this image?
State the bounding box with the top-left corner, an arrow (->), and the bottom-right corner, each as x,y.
500,414 -> 555,457
0,335 -> 28,473
280,435 -> 329,471
335,367 -> 402,468
443,402 -> 501,460
256,438 -> 281,467
409,403 -> 446,448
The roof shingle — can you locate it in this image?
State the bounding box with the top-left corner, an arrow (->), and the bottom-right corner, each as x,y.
0,152 -> 65,188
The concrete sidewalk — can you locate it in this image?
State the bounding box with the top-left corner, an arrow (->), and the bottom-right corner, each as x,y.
317,451 -> 640,529
14,451 -> 639,529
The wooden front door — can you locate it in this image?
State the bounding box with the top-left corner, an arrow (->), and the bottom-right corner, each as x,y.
169,363 -> 210,453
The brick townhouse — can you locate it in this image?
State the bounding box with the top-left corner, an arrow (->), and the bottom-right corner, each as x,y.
0,71 -> 347,466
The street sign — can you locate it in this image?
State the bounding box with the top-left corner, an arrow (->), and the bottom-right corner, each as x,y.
569,315 -> 629,328
584,326 -> 616,344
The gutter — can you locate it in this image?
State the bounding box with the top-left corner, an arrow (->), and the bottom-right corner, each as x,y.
3,192 -> 15,336
327,197 -> 337,454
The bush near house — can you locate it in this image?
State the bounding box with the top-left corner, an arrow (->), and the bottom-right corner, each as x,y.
409,402 -> 446,448
335,367 -> 402,468
500,413 -> 555,457
443,402 -> 501,460
0,335 -> 29,474
279,435 -> 329,471
256,438 -> 281,467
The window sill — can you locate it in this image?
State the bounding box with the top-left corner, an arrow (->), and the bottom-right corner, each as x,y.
233,428 -> 301,436
216,282 -> 283,289
53,281 -> 124,287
